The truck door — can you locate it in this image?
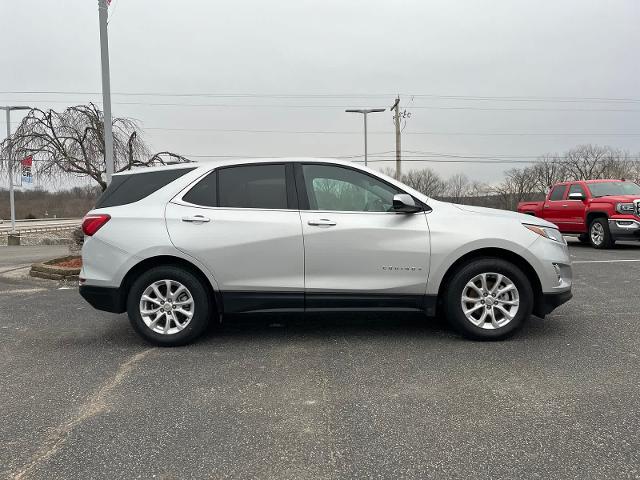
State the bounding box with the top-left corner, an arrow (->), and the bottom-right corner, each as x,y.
565,184 -> 588,232
543,184 -> 568,228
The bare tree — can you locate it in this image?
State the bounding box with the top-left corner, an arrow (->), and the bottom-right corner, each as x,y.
0,104 -> 190,191
400,168 -> 446,197
563,144 -> 613,180
530,154 -> 565,193
445,173 -> 470,203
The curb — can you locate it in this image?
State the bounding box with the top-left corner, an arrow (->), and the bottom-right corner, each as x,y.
30,255 -> 81,281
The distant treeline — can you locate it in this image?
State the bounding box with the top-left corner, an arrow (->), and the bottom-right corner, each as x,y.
0,186 -> 100,220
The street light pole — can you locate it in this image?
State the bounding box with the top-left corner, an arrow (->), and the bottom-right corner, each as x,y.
98,0 -> 114,184
1,106 -> 31,233
345,108 -> 385,166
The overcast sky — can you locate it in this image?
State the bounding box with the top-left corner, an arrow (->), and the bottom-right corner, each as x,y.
1,0 -> 639,188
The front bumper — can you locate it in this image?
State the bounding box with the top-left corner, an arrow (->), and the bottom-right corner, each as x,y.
608,218 -> 640,240
536,290 -> 573,317
79,285 -> 126,313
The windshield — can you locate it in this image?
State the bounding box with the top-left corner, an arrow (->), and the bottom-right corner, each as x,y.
587,182 -> 640,198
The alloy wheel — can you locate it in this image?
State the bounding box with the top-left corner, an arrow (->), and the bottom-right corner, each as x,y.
460,272 -> 520,330
139,279 -> 194,335
590,222 -> 605,246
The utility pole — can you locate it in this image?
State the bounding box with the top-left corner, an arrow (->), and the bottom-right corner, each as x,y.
98,0 -> 114,184
345,108 -> 385,166
391,96 -> 401,180
1,106 -> 31,233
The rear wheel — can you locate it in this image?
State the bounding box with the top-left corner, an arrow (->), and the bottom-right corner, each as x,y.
589,217 -> 615,249
443,258 -> 533,340
127,266 -> 211,346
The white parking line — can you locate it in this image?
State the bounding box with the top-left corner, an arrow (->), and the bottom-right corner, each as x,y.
0,287 -> 47,295
573,259 -> 640,264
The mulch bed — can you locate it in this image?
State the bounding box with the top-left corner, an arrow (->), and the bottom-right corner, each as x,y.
52,257 -> 82,268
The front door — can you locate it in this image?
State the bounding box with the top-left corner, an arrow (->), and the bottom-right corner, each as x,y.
565,183 -> 588,232
543,184 -> 568,228
296,163 -> 430,310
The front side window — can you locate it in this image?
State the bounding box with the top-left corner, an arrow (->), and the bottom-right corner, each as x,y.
568,184 -> 586,198
218,164 -> 288,209
548,185 -> 567,201
301,164 -> 401,212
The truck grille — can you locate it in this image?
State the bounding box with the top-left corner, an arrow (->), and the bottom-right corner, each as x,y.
636,200 -> 640,216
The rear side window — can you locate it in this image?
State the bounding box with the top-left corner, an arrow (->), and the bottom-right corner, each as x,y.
183,171 -> 217,207
95,168 -> 195,208
548,185 -> 567,201
218,164 -> 288,209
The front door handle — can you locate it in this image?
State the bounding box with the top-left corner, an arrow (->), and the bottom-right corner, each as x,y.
182,215 -> 210,223
308,218 -> 336,227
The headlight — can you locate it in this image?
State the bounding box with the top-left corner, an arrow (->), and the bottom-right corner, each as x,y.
524,224 -> 567,244
616,202 -> 636,214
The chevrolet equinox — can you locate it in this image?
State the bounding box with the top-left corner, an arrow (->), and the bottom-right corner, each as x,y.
79,158 -> 572,346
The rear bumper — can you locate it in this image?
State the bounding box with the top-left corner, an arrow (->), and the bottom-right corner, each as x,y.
79,285 -> 126,314
535,290 -> 573,317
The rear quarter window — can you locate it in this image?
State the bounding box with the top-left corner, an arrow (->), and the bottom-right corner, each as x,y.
95,168 -> 195,208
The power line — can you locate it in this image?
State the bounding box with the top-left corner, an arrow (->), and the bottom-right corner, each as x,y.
139,126 -> 640,137
2,99 -> 640,112
3,90 -> 640,103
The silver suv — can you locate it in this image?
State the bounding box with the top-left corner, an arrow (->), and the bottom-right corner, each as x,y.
79,158 -> 572,346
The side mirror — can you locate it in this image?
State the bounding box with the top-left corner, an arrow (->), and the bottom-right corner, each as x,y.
568,192 -> 585,201
393,194 -> 422,213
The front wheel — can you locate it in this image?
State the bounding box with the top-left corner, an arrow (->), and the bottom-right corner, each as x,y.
589,218 -> 615,249
443,258 -> 533,340
127,266 -> 211,346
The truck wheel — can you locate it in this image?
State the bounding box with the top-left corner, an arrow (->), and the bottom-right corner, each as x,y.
127,266 -> 211,346
589,218 -> 615,249
443,258 -> 533,340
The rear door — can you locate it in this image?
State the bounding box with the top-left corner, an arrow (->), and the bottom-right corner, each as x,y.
296,162 -> 430,310
165,163 -> 305,312
543,184 -> 568,228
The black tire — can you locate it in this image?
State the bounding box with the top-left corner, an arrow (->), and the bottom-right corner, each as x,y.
443,258 -> 533,341
127,265 -> 211,346
588,217 -> 615,249
577,233 -> 589,245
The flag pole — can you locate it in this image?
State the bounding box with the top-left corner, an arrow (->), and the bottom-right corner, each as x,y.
98,0 -> 114,184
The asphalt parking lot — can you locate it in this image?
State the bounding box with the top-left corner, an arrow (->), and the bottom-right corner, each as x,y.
1,240 -> 639,480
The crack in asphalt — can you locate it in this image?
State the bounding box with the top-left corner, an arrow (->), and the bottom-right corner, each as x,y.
9,348 -> 156,480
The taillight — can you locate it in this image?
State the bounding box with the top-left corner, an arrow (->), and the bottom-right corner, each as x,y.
82,214 -> 111,236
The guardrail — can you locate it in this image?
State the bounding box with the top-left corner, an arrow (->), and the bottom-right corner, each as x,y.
2,225 -> 79,235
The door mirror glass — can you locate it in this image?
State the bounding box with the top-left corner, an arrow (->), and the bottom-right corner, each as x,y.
393,194 -> 422,213
568,192 -> 585,201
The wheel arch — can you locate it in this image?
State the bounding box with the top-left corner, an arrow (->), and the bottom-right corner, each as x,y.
586,211 -> 608,226
436,247 -> 543,317
120,255 -> 221,315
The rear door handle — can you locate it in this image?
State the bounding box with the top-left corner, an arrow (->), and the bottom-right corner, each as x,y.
182,215 -> 210,223
307,218 -> 336,227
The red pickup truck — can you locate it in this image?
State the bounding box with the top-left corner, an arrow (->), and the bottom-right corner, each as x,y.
517,179 -> 640,248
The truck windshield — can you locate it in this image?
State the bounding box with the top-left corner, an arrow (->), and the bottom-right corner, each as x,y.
587,182 -> 640,198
